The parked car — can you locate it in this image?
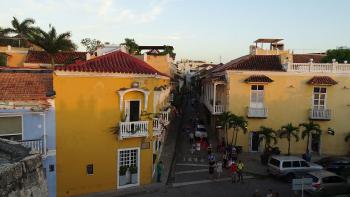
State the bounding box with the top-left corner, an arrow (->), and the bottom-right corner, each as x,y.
315,156 -> 350,176
300,170 -> 350,196
267,156 -> 323,181
195,124 -> 207,138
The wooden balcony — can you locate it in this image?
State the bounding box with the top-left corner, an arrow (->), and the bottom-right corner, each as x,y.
214,105 -> 225,114
119,121 -> 148,139
247,107 -> 268,118
159,108 -> 171,125
309,108 -> 331,120
19,139 -> 45,155
153,118 -> 163,136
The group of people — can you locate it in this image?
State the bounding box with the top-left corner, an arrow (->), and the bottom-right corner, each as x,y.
207,150 -> 245,183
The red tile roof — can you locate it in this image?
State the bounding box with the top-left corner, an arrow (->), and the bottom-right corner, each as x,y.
307,76 -> 337,86
293,54 -> 325,63
25,50 -> 87,65
244,75 -> 273,83
0,71 -> 53,101
212,55 -> 283,74
55,50 -> 168,76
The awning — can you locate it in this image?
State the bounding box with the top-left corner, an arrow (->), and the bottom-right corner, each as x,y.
307,76 -> 337,86
244,75 -> 273,83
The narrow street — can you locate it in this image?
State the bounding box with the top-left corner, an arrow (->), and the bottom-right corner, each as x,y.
132,92 -> 298,197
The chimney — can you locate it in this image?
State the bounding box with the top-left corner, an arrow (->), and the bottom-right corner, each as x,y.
86,53 -> 91,60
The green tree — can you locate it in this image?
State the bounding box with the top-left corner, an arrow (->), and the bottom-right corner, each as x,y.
279,123 -> 299,155
3,17 -> 36,47
217,111 -> 235,145
231,115 -> 248,146
257,126 -> 277,151
124,38 -> 139,55
27,26 -> 76,68
299,121 -> 322,154
322,47 -> 350,63
81,38 -> 103,54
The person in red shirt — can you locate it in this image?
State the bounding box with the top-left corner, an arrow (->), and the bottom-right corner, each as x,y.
231,161 -> 237,183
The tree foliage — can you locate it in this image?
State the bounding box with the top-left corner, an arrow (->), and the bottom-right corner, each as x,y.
81,38 -> 103,54
124,38 -> 140,55
1,17 -> 36,47
257,126 -> 277,151
279,123 -> 299,155
217,111 -> 235,145
230,115 -> 248,146
27,26 -> 76,67
345,132 -> 350,142
322,47 -> 350,63
299,121 -> 322,153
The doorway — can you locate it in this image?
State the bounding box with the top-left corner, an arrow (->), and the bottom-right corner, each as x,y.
117,148 -> 140,189
311,133 -> 321,154
128,100 -> 140,122
250,132 -> 260,152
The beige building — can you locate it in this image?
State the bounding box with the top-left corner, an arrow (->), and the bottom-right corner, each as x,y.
201,39 -> 350,155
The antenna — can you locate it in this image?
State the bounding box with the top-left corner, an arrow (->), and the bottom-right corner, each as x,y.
219,55 -> 222,64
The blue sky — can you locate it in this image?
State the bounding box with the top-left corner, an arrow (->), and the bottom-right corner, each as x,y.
1,0 -> 350,63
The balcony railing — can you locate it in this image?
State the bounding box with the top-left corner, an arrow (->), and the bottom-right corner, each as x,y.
160,108 -> 171,125
153,118 -> 162,130
288,62 -> 350,73
309,108 -> 331,120
214,105 -> 225,114
119,121 -> 148,139
19,139 -> 45,154
247,107 -> 268,118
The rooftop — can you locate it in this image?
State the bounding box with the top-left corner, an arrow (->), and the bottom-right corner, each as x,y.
0,69 -> 53,101
25,50 -> 87,65
254,38 -> 283,43
55,50 -> 168,77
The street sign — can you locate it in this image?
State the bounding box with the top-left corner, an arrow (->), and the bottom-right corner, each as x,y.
292,178 -> 313,190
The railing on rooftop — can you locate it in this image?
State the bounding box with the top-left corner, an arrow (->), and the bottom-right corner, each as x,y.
288,62 -> 350,73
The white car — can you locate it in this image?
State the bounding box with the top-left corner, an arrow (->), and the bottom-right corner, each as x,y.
195,125 -> 207,138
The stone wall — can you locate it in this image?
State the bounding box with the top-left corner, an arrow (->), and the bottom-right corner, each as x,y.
0,139 -> 48,197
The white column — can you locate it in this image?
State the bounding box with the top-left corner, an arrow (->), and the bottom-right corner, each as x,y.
213,83 -> 217,111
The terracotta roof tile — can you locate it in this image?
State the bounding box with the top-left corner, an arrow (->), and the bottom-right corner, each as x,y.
212,55 -> 283,74
25,50 -> 87,65
244,75 -> 273,83
55,50 -> 168,76
0,72 -> 53,101
307,76 -> 337,86
293,54 -> 325,63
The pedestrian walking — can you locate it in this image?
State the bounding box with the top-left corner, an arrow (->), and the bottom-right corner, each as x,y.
207,143 -> 212,155
189,131 -> 194,144
237,160 -> 244,183
222,152 -> 228,168
231,160 -> 237,183
208,155 -> 215,179
156,161 -> 163,182
216,161 -> 223,178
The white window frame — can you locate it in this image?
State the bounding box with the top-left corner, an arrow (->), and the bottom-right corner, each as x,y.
0,115 -> 24,140
124,99 -> 142,122
250,85 -> 265,108
117,147 -> 140,189
312,86 -> 327,110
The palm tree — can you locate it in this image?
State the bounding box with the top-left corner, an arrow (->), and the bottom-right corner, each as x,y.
257,126 -> 277,151
27,26 -> 76,68
299,121 -> 322,154
3,17 -> 36,47
217,111 -> 235,146
231,115 -> 248,146
279,123 -> 299,155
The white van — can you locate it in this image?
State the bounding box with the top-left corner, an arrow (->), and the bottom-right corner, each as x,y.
268,156 -> 323,181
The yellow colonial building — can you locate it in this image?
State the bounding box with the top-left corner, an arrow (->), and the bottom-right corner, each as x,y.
201,39 -> 350,156
54,50 -> 171,196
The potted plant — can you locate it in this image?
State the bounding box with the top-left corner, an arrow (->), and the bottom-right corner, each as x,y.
129,164 -> 138,184
119,165 -> 129,186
